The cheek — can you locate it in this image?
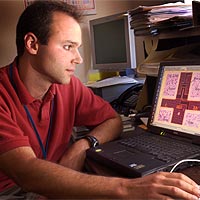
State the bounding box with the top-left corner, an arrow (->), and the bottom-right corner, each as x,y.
38,50 -> 59,67
36,46 -> 53,63
37,45 -> 72,67
38,44 -> 61,59
49,47 -> 70,63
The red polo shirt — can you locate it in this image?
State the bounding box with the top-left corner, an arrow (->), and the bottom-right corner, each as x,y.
0,59 -> 117,191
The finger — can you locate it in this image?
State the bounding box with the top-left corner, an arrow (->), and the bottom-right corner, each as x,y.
155,173 -> 200,199
159,185 -> 200,200
167,172 -> 200,194
167,172 -> 199,186
151,172 -> 200,199
170,178 -> 200,198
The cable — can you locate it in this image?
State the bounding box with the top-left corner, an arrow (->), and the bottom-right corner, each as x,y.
170,159 -> 200,173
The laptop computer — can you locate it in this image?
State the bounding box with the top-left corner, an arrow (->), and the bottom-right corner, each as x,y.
86,60 -> 200,178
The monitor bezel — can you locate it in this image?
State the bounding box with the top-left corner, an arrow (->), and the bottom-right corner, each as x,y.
89,13 -> 136,72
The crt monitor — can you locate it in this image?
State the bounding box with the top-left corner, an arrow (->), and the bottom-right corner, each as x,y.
89,12 -> 136,72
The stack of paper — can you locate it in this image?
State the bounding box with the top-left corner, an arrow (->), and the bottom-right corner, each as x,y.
86,76 -> 138,88
129,2 -> 193,36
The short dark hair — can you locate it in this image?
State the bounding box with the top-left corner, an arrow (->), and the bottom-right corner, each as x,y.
16,0 -> 83,57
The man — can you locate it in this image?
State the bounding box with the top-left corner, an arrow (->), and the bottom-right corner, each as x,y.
0,1 -> 199,199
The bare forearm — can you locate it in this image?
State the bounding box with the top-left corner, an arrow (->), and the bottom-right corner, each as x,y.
12,159 -> 200,200
0,147 -> 122,199
88,114 -> 123,144
1,147 -> 199,199
15,157 -> 123,199
59,114 -> 123,171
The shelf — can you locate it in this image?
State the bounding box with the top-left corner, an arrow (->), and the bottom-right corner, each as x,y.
135,26 -> 200,40
157,26 -> 200,39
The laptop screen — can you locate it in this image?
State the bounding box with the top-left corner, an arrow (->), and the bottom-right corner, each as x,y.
149,63 -> 200,136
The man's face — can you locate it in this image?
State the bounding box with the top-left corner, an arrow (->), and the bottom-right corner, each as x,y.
33,12 -> 83,85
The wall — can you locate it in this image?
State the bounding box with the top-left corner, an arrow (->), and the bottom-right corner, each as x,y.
0,0 -> 163,83
0,1 -> 24,66
76,0 -> 164,82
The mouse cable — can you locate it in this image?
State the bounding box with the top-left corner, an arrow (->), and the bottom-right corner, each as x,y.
170,159 -> 200,173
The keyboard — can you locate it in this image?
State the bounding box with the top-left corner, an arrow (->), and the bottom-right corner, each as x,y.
119,133 -> 200,163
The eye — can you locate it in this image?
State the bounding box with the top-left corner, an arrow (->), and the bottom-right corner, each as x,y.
63,44 -> 73,51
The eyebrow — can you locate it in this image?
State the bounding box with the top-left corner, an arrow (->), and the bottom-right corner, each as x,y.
65,40 -> 82,47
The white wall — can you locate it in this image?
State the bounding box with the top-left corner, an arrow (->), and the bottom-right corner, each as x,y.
0,0 -> 163,83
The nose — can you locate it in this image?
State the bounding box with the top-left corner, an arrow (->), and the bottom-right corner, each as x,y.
74,49 -> 83,64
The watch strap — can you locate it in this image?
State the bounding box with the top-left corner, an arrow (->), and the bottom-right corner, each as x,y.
83,135 -> 99,147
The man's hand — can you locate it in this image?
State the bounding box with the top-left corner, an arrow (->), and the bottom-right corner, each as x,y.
121,171 -> 200,199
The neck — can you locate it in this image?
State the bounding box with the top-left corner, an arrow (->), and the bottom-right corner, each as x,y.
17,57 -> 50,100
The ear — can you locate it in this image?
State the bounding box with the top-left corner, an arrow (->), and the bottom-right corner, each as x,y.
24,33 -> 39,55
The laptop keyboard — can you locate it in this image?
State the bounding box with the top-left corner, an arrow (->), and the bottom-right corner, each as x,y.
119,133 -> 200,163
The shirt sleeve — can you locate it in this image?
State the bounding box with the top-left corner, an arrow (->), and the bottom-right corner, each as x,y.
71,77 -> 118,127
0,102 -> 30,155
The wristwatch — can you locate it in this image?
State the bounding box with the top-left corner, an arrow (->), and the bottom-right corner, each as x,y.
83,135 -> 99,148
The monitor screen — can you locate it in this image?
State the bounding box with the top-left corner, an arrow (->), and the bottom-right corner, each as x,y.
149,61 -> 200,137
90,13 -> 136,71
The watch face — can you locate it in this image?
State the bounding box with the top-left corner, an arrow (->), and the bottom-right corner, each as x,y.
86,135 -> 99,147
93,140 -> 99,147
